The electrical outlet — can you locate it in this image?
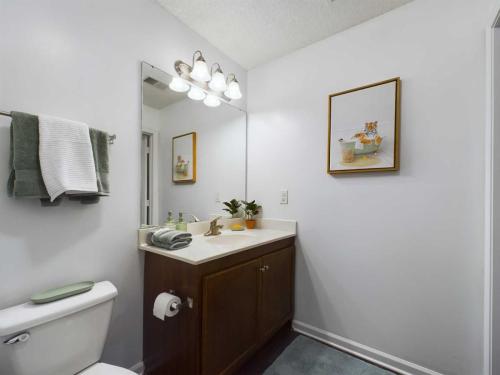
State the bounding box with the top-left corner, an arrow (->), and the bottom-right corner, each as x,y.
280,190 -> 288,204
215,192 -> 221,203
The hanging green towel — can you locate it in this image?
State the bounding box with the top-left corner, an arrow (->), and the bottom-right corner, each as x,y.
89,127 -> 109,195
7,112 -> 50,199
7,112 -> 109,205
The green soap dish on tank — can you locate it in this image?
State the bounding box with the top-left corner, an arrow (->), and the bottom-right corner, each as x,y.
30,281 -> 95,304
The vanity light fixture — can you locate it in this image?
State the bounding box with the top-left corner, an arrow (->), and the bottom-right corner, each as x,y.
168,77 -> 190,93
187,86 -> 206,101
224,74 -> 242,100
208,63 -> 227,92
189,50 -> 211,82
204,94 -> 221,107
173,50 -> 243,107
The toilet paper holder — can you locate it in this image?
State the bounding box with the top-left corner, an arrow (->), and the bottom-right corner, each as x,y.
168,289 -> 193,312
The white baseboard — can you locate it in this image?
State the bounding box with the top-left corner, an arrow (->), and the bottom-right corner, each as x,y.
129,361 -> 144,374
292,320 -> 443,375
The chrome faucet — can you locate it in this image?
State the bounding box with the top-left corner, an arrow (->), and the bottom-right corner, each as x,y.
185,213 -> 200,223
204,216 -> 223,236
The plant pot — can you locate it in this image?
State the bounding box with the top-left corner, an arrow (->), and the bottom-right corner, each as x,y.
245,219 -> 256,229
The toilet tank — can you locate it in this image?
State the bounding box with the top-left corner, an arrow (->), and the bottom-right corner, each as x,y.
0,281 -> 118,375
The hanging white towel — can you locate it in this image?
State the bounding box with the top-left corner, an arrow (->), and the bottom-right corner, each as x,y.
39,115 -> 98,202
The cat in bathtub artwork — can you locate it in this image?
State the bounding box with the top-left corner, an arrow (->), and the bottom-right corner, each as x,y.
338,121 -> 383,166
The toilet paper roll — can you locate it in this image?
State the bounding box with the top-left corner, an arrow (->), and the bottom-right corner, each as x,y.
153,292 -> 181,320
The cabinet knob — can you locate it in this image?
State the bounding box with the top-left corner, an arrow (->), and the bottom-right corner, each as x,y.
259,265 -> 270,272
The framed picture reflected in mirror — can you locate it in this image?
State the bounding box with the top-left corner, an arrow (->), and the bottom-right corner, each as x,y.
172,132 -> 196,183
328,77 -> 401,175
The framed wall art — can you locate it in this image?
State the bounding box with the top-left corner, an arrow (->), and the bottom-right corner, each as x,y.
327,77 -> 401,174
172,132 -> 196,183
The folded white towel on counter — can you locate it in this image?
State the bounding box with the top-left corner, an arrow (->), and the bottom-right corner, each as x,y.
39,115 -> 98,201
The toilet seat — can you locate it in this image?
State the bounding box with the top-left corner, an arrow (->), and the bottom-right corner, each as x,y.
78,362 -> 136,375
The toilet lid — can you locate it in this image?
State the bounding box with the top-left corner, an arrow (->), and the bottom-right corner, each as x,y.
78,362 -> 137,375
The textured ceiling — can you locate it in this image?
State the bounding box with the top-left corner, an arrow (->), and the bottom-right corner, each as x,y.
157,0 -> 413,69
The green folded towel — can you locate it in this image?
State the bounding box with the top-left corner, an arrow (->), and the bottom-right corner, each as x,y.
161,241 -> 192,251
152,228 -> 192,245
152,235 -> 193,246
151,237 -> 192,251
147,228 -> 193,251
7,112 -> 50,199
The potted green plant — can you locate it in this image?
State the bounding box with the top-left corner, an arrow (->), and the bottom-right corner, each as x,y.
241,200 -> 261,229
222,199 -> 242,218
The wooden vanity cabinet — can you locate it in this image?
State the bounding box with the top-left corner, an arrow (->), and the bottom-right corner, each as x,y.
143,237 -> 295,375
260,248 -> 294,339
201,258 -> 261,375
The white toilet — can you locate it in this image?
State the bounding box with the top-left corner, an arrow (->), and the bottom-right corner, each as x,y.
0,281 -> 136,375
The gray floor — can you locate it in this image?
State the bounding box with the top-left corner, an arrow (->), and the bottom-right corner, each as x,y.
264,335 -> 394,375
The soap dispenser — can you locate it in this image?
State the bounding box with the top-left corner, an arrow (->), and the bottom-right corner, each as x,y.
176,212 -> 187,231
164,211 -> 176,230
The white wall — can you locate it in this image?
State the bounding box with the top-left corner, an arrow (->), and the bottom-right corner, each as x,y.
247,1 -> 491,374
0,0 -> 246,369
157,99 -> 246,223
143,105 -> 161,133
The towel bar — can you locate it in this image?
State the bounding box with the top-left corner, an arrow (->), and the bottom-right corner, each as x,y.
0,110 -> 116,144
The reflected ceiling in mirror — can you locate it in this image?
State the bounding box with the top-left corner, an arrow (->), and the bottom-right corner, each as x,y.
140,62 -> 247,226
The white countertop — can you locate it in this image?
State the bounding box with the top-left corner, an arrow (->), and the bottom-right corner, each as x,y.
138,219 -> 296,265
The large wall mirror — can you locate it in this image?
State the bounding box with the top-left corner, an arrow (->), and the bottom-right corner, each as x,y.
140,62 -> 247,226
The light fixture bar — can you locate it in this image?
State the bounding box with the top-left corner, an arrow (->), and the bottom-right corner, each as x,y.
172,50 -> 242,107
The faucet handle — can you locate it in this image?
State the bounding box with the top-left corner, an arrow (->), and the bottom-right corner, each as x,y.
211,216 -> 222,225
205,216 -> 223,236
185,213 -> 200,223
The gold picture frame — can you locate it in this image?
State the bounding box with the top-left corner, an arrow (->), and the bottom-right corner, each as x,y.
327,77 -> 401,175
172,132 -> 197,183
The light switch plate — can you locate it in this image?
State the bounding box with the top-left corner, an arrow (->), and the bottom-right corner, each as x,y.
280,190 -> 288,204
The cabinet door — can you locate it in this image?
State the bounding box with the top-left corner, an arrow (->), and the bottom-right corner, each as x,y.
201,258 -> 261,375
260,246 -> 294,338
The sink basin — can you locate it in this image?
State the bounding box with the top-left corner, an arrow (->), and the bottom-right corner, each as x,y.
205,234 -> 255,247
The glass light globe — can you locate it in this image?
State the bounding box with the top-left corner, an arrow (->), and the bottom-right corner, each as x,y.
204,94 -> 221,107
187,86 -> 206,101
168,77 -> 189,93
208,71 -> 227,92
190,60 -> 211,82
224,80 -> 242,100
